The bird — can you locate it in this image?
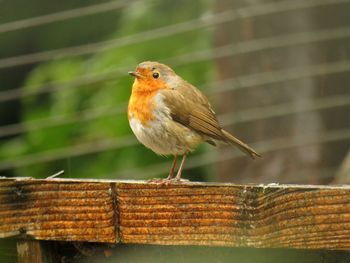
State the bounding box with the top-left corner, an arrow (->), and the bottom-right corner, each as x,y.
128,61 -> 261,182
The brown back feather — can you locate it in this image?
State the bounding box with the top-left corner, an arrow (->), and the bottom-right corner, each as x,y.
161,82 -> 261,159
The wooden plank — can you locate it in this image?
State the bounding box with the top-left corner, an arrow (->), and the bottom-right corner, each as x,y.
115,182 -> 350,250
17,240 -> 58,263
0,178 -> 117,243
1,177 -> 350,250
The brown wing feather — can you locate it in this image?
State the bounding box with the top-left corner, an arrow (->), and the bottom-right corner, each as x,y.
161,84 -> 261,159
161,88 -> 223,140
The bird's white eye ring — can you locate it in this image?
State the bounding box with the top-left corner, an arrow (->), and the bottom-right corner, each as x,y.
152,71 -> 160,79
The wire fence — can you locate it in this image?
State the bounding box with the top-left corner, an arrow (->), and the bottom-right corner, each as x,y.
0,0 -> 138,34
0,0 -> 349,183
1,24 -> 350,103
0,0 -> 348,69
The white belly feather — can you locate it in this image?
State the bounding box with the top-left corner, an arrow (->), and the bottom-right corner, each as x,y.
129,92 -> 202,155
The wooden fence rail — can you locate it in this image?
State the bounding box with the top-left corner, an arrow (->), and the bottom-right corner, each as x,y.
0,177 -> 350,261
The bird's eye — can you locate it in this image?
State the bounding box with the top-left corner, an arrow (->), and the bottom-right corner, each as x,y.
152,72 -> 159,79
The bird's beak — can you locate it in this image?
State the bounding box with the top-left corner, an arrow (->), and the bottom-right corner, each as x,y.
128,71 -> 143,79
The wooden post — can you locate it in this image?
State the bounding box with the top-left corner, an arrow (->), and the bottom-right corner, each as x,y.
17,240 -> 58,263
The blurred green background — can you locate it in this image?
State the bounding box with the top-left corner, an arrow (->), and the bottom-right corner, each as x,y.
1,0 -> 350,261
0,0 -> 214,182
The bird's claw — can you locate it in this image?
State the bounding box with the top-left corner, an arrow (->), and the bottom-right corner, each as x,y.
148,177 -> 190,184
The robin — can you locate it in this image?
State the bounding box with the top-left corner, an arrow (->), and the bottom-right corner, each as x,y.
128,61 -> 261,181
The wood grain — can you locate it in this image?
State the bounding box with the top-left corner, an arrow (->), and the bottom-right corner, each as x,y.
116,182 -> 350,250
0,178 -> 116,243
1,177 -> 350,250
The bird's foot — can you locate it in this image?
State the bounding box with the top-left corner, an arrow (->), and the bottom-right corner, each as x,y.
148,178 -> 168,184
148,177 -> 190,184
169,178 -> 190,184
167,177 -> 190,184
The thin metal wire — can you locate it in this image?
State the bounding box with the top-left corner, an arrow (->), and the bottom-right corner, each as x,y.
111,128 -> 350,179
2,24 -> 350,103
220,94 -> 350,127
0,0 -> 348,69
169,27 -> 350,67
207,60 -> 350,95
0,103 -> 127,138
0,9 -> 235,69
0,96 -> 349,171
1,60 -> 349,138
0,136 -> 137,171
0,66 -> 128,103
0,0 -> 135,34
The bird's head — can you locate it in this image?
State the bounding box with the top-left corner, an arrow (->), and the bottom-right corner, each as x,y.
128,61 -> 179,92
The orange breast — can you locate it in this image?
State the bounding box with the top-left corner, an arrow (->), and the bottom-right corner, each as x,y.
128,90 -> 157,125
128,78 -> 168,125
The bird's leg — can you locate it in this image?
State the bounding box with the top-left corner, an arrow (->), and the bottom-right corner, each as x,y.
174,154 -> 187,181
166,155 -> 178,180
149,155 -> 188,184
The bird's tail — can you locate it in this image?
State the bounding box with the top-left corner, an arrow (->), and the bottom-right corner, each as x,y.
221,129 -> 261,159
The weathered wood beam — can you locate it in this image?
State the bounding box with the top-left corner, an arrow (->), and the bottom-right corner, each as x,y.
0,177 -> 349,250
